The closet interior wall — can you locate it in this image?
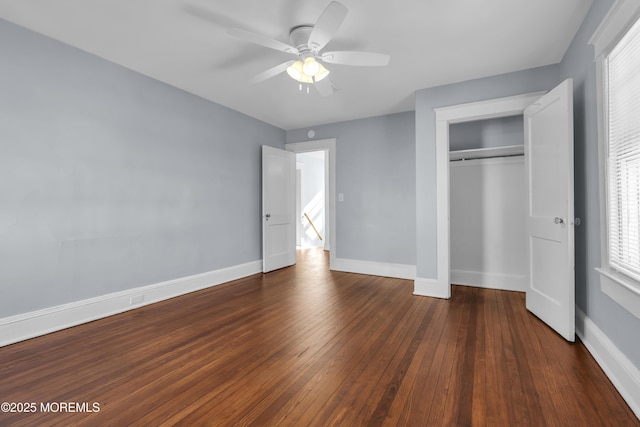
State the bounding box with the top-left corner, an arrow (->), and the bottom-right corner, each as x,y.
449,116 -> 527,292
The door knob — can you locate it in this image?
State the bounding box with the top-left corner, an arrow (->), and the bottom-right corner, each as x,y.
554,217 -> 564,225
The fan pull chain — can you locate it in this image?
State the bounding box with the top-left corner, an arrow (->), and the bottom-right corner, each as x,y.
298,83 -> 311,94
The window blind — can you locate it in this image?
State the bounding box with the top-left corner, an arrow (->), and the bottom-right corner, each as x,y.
607,16 -> 640,281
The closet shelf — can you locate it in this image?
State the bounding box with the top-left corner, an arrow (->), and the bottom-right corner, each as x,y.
449,144 -> 524,161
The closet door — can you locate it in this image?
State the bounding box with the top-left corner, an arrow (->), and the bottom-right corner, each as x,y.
524,79 -> 575,342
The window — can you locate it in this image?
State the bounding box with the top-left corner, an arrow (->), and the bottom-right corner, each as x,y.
591,0 -> 640,319
606,16 -> 640,282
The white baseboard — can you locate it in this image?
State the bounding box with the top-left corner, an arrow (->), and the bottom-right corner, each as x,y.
0,260 -> 262,348
451,269 -> 526,292
332,257 -> 416,280
413,277 -> 451,299
576,307 -> 640,420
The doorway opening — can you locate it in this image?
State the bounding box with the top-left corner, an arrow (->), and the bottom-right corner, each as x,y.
296,151 -> 327,250
286,138 -> 337,270
416,91 -> 545,298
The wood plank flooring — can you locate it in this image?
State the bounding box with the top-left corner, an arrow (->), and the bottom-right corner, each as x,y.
0,248 -> 637,426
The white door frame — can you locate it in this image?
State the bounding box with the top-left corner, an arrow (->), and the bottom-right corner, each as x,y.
286,138 -> 337,270
417,92 -> 546,298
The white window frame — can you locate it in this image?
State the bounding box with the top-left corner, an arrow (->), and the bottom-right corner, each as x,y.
590,0 -> 640,319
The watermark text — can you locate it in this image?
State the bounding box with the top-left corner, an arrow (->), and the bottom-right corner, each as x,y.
1,401 -> 100,413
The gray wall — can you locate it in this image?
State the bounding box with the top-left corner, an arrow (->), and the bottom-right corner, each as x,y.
415,64 -> 561,279
287,111 -> 416,265
560,0 -> 640,367
0,19 -> 285,318
449,116 -> 524,151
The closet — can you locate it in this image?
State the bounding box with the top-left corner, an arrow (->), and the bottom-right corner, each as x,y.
449,116 -> 527,292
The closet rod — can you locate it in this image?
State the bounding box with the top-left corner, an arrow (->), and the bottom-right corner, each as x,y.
450,153 -> 524,162
449,144 -> 524,162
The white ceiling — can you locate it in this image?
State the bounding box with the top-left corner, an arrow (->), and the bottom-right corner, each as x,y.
0,0 -> 592,130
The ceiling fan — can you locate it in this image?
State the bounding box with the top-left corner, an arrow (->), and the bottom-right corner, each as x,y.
228,1 -> 390,96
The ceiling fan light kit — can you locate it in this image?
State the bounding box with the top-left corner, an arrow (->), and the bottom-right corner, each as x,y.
286,58 -> 329,83
286,57 -> 330,93
302,57 -> 320,77
228,1 -> 390,96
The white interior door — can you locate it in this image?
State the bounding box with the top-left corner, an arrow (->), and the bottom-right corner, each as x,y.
524,79 -> 575,342
262,145 -> 296,273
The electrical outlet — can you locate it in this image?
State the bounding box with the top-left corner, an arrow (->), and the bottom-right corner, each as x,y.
130,295 -> 144,305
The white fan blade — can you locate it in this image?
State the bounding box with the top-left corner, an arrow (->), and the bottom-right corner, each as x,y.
228,28 -> 299,55
321,51 -> 390,66
308,2 -> 348,52
251,61 -> 294,83
314,77 -> 335,96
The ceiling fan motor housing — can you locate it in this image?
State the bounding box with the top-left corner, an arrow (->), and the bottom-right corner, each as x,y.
290,26 -> 314,56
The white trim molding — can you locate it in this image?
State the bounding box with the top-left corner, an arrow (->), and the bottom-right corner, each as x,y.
576,307 -> 640,419
425,92 -> 546,299
590,0 -> 640,320
589,0 -> 640,58
0,260 -> 262,348
414,277 -> 450,299
451,270 -> 526,292
333,258 -> 416,280
596,268 -> 640,319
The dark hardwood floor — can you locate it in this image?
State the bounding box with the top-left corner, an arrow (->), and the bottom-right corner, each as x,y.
0,248 -> 637,426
